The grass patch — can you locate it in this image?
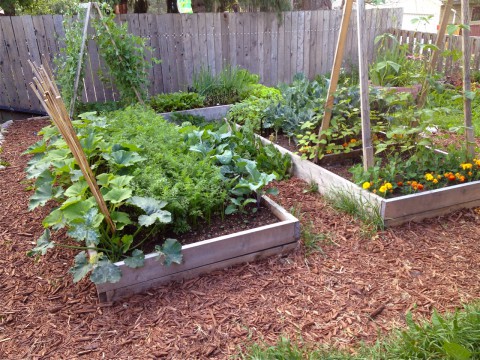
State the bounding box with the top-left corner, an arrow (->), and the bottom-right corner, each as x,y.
239,302 -> 480,359
324,188 -> 384,238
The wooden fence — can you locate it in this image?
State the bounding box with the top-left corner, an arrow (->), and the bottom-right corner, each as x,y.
393,28 -> 480,78
0,8 -> 402,114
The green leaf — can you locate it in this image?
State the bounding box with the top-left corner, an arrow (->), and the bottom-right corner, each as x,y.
128,196 -> 167,214
124,249 -> 145,268
90,260 -> 122,284
61,199 -> 95,221
103,150 -> 145,167
96,173 -> 112,186
155,238 -> 182,266
121,234 -> 134,253
443,342 -> 472,360
64,180 -> 88,197
465,90 -> 476,100
42,208 -> 65,229
34,169 -> 54,187
27,230 -> 54,257
109,175 -> 134,188
29,183 -> 63,211
111,211 -> 132,231
138,211 -> 171,227
103,187 -> 132,204
213,150 -> 233,165
266,187 -> 279,196
67,208 -> 104,245
225,204 -> 237,215
69,251 -> 93,283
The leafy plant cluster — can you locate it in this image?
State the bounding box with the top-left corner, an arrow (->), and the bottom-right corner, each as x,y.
369,33 -> 427,87
55,3 -> 158,108
181,121 -> 291,214
191,65 -> 260,106
102,106 -> 227,234
227,73 -> 364,161
92,4 -> 158,104
350,90 -> 480,197
26,110 -> 183,285
149,91 -> 205,113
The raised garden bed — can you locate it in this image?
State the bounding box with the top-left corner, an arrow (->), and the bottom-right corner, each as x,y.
159,104 -> 231,121
257,134 -> 480,227
96,195 -> 300,302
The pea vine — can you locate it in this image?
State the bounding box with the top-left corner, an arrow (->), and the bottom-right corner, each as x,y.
54,3 -> 158,109
54,7 -> 87,107
92,3 -> 159,104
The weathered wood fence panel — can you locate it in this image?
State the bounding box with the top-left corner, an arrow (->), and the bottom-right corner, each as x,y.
393,29 -> 480,78
0,8 -> 401,114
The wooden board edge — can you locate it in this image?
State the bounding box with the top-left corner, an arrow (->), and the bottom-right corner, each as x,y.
385,198 -> 480,227
98,241 -> 298,302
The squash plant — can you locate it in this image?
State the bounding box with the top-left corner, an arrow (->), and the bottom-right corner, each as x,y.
25,112 -> 182,284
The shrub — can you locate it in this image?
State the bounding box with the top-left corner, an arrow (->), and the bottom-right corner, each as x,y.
192,65 -> 259,106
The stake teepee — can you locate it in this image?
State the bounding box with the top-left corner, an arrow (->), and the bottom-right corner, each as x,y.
29,60 -> 116,234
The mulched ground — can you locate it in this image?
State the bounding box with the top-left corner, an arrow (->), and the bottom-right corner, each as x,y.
1,118 -> 480,359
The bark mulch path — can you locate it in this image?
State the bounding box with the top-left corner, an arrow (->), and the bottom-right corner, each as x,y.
1,118 -> 480,359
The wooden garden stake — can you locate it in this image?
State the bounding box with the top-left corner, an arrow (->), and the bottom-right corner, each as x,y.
417,0 -> 453,109
29,60 -> 116,234
69,2 -> 92,118
314,0 -> 353,163
356,0 -> 374,169
461,0 -> 475,156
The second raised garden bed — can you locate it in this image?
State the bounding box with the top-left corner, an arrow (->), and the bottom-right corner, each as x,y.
257,135 -> 480,227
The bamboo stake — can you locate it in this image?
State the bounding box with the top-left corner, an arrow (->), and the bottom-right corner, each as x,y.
29,60 -> 116,234
92,2 -> 145,105
356,0 -> 374,170
417,0 -> 454,109
461,0 -> 475,156
314,0 -> 354,163
69,2 -> 92,118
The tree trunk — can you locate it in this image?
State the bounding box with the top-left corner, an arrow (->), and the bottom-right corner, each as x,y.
134,0 -> 149,13
300,0 -> 331,10
2,3 -> 16,16
166,0 -> 179,12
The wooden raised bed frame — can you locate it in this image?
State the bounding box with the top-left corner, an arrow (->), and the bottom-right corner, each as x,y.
258,135 -> 480,227
96,196 -> 300,302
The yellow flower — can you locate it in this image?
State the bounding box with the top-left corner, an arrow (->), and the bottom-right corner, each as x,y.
379,185 -> 387,193
433,179 -> 438,184
468,172 -> 473,176
461,163 -> 473,170
385,182 -> 393,190
350,138 -> 357,143
425,173 -> 434,181
362,182 -> 371,190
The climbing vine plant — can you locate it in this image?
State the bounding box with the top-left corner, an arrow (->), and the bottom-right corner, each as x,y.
92,3 -> 159,104
54,7 -> 87,107
54,3 -> 158,109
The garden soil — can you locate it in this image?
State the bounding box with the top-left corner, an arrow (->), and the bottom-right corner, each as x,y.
1,118 -> 480,359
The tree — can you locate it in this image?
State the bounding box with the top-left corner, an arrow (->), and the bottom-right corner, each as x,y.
0,0 -> 33,15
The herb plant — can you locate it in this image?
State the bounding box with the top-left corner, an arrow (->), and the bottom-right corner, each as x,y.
149,91 -> 205,113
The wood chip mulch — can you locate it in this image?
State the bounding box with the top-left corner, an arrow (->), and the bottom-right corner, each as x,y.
1,118 -> 480,359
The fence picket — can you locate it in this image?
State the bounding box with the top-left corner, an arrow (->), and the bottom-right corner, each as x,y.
1,9 -> 402,113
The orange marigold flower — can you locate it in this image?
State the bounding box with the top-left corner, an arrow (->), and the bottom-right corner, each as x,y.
350,138 -> 357,143
397,181 -> 403,187
448,175 -> 456,181
417,183 -> 424,190
342,142 -> 348,147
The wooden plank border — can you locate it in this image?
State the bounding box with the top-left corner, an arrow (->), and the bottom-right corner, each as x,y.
255,133 -> 480,227
96,195 -> 300,302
